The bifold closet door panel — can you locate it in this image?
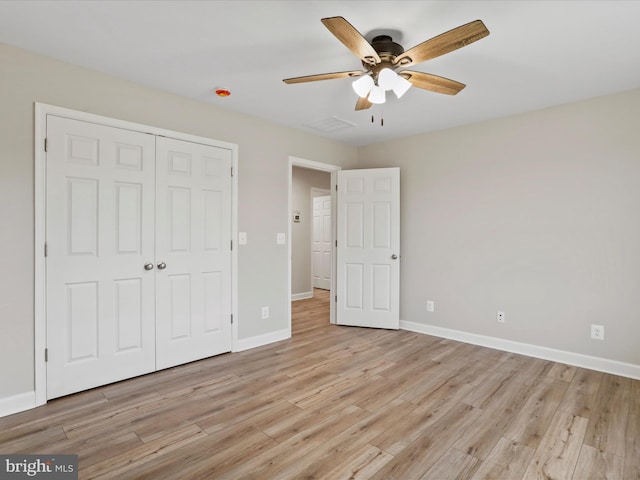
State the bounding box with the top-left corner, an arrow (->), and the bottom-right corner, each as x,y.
46,115 -> 157,399
155,136 -> 233,370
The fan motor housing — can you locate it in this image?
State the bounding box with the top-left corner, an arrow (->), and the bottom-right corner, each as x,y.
371,35 -> 404,61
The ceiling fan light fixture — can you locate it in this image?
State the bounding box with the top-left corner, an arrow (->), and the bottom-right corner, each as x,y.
377,68 -> 398,90
368,85 -> 386,104
352,75 -> 374,98
392,75 -> 412,99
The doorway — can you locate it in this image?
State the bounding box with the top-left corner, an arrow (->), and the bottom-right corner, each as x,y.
288,158 -> 340,333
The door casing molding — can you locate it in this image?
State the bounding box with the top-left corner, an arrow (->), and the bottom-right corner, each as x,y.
34,102 -> 238,406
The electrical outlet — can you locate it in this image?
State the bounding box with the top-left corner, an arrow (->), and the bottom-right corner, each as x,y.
238,232 -> 247,245
497,311 -> 505,323
591,324 -> 604,340
426,300 -> 434,312
261,306 -> 269,320
277,233 -> 286,245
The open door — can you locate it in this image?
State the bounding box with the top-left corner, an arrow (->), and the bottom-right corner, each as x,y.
336,168 -> 400,329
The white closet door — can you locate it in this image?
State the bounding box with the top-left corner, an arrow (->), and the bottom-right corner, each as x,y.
46,116 -> 156,399
155,137 -> 232,369
312,195 -> 332,290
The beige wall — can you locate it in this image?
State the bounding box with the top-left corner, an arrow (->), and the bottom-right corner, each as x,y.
291,167 -> 331,296
0,43 -> 358,399
358,88 -> 640,366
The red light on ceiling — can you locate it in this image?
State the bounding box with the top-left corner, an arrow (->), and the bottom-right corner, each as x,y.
215,88 -> 231,97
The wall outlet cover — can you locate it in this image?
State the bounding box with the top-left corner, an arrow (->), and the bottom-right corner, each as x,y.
591,324 -> 604,340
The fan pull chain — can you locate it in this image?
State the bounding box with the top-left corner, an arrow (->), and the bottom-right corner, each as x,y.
371,115 -> 384,126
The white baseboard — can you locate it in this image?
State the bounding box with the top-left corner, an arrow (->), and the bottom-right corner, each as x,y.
400,320 -> 640,380
291,292 -> 313,301
0,391 -> 36,418
234,328 -> 291,352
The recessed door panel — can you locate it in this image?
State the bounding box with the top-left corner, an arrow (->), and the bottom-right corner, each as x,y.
168,187 -> 191,253
203,271 -> 222,333
373,202 -> 391,249
169,274 -> 191,340
115,143 -> 143,171
345,263 -> 363,310
203,190 -> 222,251
67,135 -> 99,166
67,178 -> 98,256
346,202 -> 364,249
115,278 -> 143,351
115,182 -> 142,255
371,265 -> 391,311
67,282 -> 98,362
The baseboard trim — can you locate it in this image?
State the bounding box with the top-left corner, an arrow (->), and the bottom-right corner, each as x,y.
234,328 -> 291,352
291,292 -> 313,301
400,320 -> 640,380
0,391 -> 36,418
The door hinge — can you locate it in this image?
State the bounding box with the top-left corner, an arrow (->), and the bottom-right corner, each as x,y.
230,314 -> 233,325
44,242 -> 48,257
335,184 -> 338,191
335,295 -> 337,302
44,138 -> 48,152
45,348 -> 48,362
231,167 -> 234,177
335,240 -> 337,247
230,239 -> 233,251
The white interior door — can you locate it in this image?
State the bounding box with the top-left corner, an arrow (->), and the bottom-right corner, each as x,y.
46,116 -> 156,399
312,194 -> 332,290
336,168 -> 400,329
155,137 -> 232,370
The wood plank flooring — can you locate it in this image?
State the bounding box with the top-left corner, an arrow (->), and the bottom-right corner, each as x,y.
1,288 -> 639,479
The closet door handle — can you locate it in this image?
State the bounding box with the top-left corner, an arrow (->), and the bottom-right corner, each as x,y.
157,261 -> 167,270
144,263 -> 154,271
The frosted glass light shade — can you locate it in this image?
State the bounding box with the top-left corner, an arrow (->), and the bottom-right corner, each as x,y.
368,85 -> 386,104
352,75 -> 374,98
393,75 -> 412,99
378,68 -> 398,90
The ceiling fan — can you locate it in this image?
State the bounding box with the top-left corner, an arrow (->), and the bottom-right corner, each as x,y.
283,16 -> 490,110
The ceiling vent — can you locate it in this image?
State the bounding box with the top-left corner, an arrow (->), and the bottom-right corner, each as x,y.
305,116 -> 357,133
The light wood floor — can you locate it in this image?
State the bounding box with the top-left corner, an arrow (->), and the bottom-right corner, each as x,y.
1,289 -> 639,479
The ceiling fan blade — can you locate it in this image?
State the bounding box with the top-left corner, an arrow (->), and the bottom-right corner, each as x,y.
401,71 -> 466,95
321,16 -> 381,65
355,96 -> 372,111
283,70 -> 364,84
394,20 -> 490,67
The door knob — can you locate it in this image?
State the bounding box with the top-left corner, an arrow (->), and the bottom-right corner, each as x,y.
144,263 -> 154,271
391,254 -> 398,260
157,262 -> 167,270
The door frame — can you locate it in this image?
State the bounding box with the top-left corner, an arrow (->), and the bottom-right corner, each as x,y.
310,188 -> 331,292
288,157 -> 340,330
34,102 -> 239,406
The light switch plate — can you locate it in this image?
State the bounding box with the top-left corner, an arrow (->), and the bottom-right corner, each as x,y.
239,232 -> 247,245
277,233 -> 286,245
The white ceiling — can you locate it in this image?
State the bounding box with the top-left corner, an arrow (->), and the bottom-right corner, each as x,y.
1,1 -> 639,146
